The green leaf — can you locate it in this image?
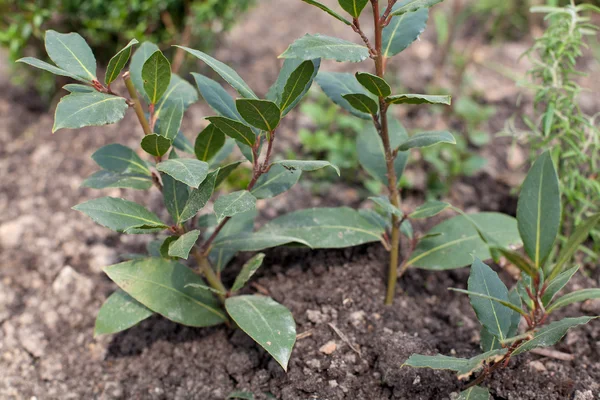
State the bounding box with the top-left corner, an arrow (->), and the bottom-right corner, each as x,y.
480,327 -> 501,352
512,317 -> 597,355
548,213 -> 600,280
316,72 -> 373,119
251,164 -> 302,199
409,200 -> 450,219
542,266 -> 579,306
105,39 -> 138,85
44,30 -> 96,81
457,387 -> 490,400
236,99 -> 281,131
213,207 -> 384,251
279,60 -> 318,114
227,392 -> 255,400
174,131 -> 196,154
209,210 -> 257,272
355,72 -> 392,98
214,191 -> 257,222
231,253 -> 265,292
168,230 -> 200,259
382,8 -> 429,58
409,213 -> 522,270
94,290 -> 153,336
17,57 -> 84,82
516,151 -> 561,267
495,248 -> 537,277
508,288 -> 522,337
280,34 -> 370,63
195,124 -> 226,162
215,161 -> 244,186
300,0 -> 352,25
92,144 -> 150,175
272,160 -> 340,176
176,46 -> 257,99
157,159 -> 209,188
142,50 -> 171,104
141,134 -> 172,157
157,99 -> 184,141
401,219 -> 414,239
52,92 -> 128,133
162,173 -> 189,225
338,0 -> 369,18
62,83 -> 95,93
82,170 -> 153,191
398,131 -> 456,151
225,295 -> 296,371
390,0 -> 443,16
466,259 -> 513,340
456,349 -> 508,380
160,236 -> 179,258
357,118 -> 408,185
72,197 -> 167,232
547,289 -> 600,313
155,74 -> 198,118
342,93 -> 379,115
206,116 -> 255,147
179,170 -> 218,223
192,73 -> 242,120
369,196 -> 403,217
104,258 -> 227,326
403,354 -> 470,371
386,94 -> 451,105
130,42 -> 159,101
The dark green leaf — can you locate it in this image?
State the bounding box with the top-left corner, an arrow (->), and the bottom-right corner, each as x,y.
272,160 -> 340,175
398,130 -> 455,151
300,0 -> 352,25
45,30 -> 96,81
279,60 -> 318,114
251,165 -> 302,199
168,230 -> 200,259
195,124 -> 226,162
162,173 -> 189,225
236,99 -> 281,131
342,93 -> 379,115
480,328 -> 501,352
542,266 -> 579,306
369,196 -> 403,217
512,317 -> 596,355
155,74 -> 198,117
382,8 -> 429,57
457,386 -> 490,400
547,289 -> 600,313
409,213 -> 522,270
142,50 -> 171,104
316,72 -> 373,119
508,288 -> 522,337
495,248 -> 537,277
209,210 -> 257,272
390,0 -> 443,16
141,134 -> 172,157
206,116 -> 255,147
280,34 -> 370,63
403,354 -> 470,371
173,131 -> 196,154
159,236 -> 179,259
192,73 -> 242,120
105,39 -> 138,85
516,151 -> 561,267
17,57 -> 84,82
338,0 -> 369,18
355,72 -> 391,98
214,191 -> 257,222
62,83 -> 95,93
215,161 -> 243,186
94,289 -> 153,336
53,92 -> 128,133
157,159 -> 209,188
231,253 -> 265,292
400,219 -> 414,239
456,349 -> 508,380
104,258 -> 227,326
92,144 -> 150,175
176,46 -> 257,99
386,94 -> 451,105
157,100 -> 184,141
409,200 -> 450,219
225,295 -> 296,371
82,170 -> 153,190
179,170 -> 217,223
72,197 -> 167,232
130,42 -> 159,101
357,118 -> 408,185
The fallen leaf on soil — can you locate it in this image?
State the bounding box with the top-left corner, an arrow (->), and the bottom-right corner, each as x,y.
319,341 -> 337,355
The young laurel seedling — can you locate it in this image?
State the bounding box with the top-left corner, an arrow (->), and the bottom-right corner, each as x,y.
404,151 -> 600,398
290,0 -> 521,304
18,31 -> 347,371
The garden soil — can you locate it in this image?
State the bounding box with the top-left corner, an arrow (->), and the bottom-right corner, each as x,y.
1,0 -> 599,399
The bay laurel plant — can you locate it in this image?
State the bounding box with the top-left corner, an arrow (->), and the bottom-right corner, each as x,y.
404,151 -> 600,398
290,0 -> 523,304
17,31 -> 361,371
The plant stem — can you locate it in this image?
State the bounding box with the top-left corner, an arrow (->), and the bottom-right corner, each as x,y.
193,248 -> 227,302
123,72 -> 152,137
369,0 -> 402,305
